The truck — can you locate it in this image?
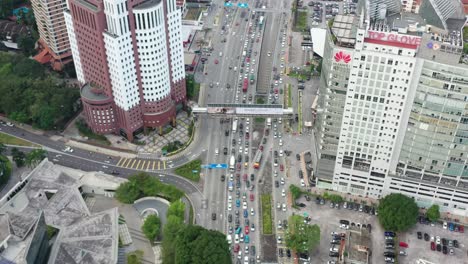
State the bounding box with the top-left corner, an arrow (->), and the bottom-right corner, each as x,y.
253,151 -> 262,169
229,155 -> 236,171
249,74 -> 255,84
243,78 -> 248,92
232,120 -> 238,133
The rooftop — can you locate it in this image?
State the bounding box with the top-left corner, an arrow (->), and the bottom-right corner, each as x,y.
81,83 -> 111,102
0,160 -> 119,264
346,229 -> 371,264
331,14 -> 358,48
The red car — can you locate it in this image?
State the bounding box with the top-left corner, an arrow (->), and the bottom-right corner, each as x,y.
274,89 -> 278,94
237,163 -> 241,171
250,194 -> 254,201
265,129 -> 269,136
234,244 -> 240,253
259,145 -> 264,151
214,59 -> 219,64
246,57 -> 250,63
280,164 -> 284,172
430,242 -> 435,251
245,225 -> 250,234
243,174 -> 248,181
399,242 -> 408,248
459,225 -> 464,233
245,132 -> 250,139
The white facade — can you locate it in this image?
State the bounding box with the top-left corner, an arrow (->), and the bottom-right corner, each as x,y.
134,2 -> 171,102
332,29 -> 420,198
103,0 -> 140,111
64,11 -> 85,84
166,0 -> 185,85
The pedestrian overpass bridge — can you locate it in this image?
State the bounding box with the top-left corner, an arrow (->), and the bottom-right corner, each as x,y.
192,104 -> 294,118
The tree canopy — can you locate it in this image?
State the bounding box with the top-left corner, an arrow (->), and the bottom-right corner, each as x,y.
11,147 -> 25,167
167,200 -> 185,220
0,52 -> 80,130
289,184 -> 302,200
426,204 -> 440,222
285,215 -> 320,253
0,143 -> 5,155
174,225 -> 231,264
25,149 -> 47,168
378,193 -> 419,232
115,172 -> 184,203
141,215 -> 161,242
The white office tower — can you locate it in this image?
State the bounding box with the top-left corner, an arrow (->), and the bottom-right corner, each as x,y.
315,0 -> 468,216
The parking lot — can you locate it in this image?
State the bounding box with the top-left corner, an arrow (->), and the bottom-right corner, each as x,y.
400,222 -> 468,264
293,196 -> 384,264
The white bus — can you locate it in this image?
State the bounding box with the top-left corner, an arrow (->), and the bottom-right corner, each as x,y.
232,120 -> 238,133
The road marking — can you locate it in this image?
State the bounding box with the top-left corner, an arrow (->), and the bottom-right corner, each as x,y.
152,161 -> 156,170
121,158 -> 129,167
163,161 -> 166,170
157,161 -> 161,170
130,159 -> 137,168
116,157 -> 124,166
140,160 -> 146,170
135,159 -> 141,170
146,161 -> 151,170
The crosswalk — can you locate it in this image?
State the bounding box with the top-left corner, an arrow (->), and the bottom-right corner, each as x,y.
116,157 -> 166,170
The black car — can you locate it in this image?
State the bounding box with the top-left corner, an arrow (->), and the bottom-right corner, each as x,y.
329,252 -> 339,257
315,197 -> 320,204
237,154 -> 242,162
442,238 -> 447,246
110,170 -> 120,175
223,147 -> 228,155
442,245 -> 448,255
367,223 -> 372,233
417,232 -> 422,239
453,240 -> 459,248
424,233 -> 430,241
221,175 -> 225,182
298,170 -> 303,178
245,219 -> 250,226
436,244 -> 442,251
250,174 -> 255,181
296,203 -> 306,208
228,214 -> 232,222
251,245 -> 256,256
286,249 -> 291,258
384,252 -> 395,257
278,248 -> 283,257
212,213 -> 216,220
296,154 -> 300,160
330,240 -> 340,245
232,139 -> 236,145
263,138 -> 267,144
275,181 -> 279,187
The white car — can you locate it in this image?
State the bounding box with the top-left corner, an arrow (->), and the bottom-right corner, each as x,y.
301,179 -> 306,187
244,149 -> 248,155
279,139 -> 283,146
215,148 -> 219,155
282,189 -> 286,197
277,236 -> 282,244
228,203 -> 232,211
250,208 -> 255,215
274,170 -> 278,177
239,146 -> 243,153
282,203 -> 287,212
279,150 -> 283,156
228,195 -> 232,203
227,235 -> 232,244
244,256 -> 249,264
235,234 -> 240,243
443,222 -> 447,229
278,220 -> 283,229
277,202 -> 281,209
243,201 -> 248,209
280,177 -> 285,185
63,146 -> 74,153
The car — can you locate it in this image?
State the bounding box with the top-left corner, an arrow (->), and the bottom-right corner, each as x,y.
228,203 -> 232,211
250,208 -> 255,215
300,179 -> 306,187
442,238 -> 447,246
459,225 -> 464,233
430,241 -> 436,251
280,178 -> 285,185
424,233 -> 430,241
236,199 -> 241,207
234,244 -> 240,253
436,244 -> 442,251
277,202 -> 281,209
384,231 -> 395,237
275,181 -> 279,187
245,225 -> 250,234
449,222 -> 455,231
417,232 -> 422,239
278,248 -> 283,257
384,252 -> 395,257
279,139 -> 283,146
251,245 -> 256,256
449,248 -> 454,255
250,194 -> 254,201
250,174 -> 254,181
443,221 -> 448,229
330,202 -> 335,208
329,252 -> 339,257
277,236 -> 282,244
243,209 -> 248,218
280,164 -> 284,171
282,203 -> 286,212
286,249 -> 291,258
384,257 -> 395,263
296,154 -> 300,160
296,203 -> 306,208
281,189 -> 286,197
212,213 -> 216,220
453,239 -> 459,248
436,236 -> 441,244
221,175 -> 226,182
442,245 -> 448,254
278,220 -> 283,229
228,214 -> 233,222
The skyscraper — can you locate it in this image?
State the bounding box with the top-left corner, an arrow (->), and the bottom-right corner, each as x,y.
31,0 -> 73,70
315,0 -> 468,215
64,0 -> 186,140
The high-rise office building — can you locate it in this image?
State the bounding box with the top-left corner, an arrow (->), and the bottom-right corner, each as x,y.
64,0 -> 186,140
31,0 -> 73,70
315,0 -> 468,216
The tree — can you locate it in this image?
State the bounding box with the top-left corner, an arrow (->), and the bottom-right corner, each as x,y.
426,204 -> 440,222
25,149 -> 47,168
289,184 -> 302,200
18,35 -> 36,57
141,214 -> 161,242
115,180 -> 142,204
11,147 -> 26,167
174,225 -> 231,264
285,215 -> 320,253
127,250 -> 144,264
162,215 -> 185,264
167,200 -> 185,219
0,143 -> 5,155
378,193 -> 419,232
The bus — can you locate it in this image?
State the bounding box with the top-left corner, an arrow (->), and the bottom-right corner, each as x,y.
243,78 -> 249,92
232,119 -> 238,133
253,151 -> 262,169
259,16 -> 264,27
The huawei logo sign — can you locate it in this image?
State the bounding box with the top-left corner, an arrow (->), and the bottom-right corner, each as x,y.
334,51 -> 351,64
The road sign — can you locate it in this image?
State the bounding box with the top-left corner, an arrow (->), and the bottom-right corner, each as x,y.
192,170 -> 199,173
202,163 -> 228,169
238,3 -> 248,8
224,2 -> 233,7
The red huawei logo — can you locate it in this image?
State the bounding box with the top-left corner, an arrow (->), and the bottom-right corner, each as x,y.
334,51 -> 351,64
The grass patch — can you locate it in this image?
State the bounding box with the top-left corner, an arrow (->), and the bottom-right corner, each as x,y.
174,159 -> 201,182
46,225 -> 58,239
294,11 -> 308,32
261,194 -> 273,234
288,84 -> 292,107
0,132 -> 37,147
185,8 -> 202,20
75,119 -> 111,145
255,117 -> 265,124
256,97 -> 265,104
186,74 -> 200,101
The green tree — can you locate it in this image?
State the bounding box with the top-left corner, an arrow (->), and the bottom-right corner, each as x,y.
0,143 -> 5,155
141,214 -> 161,242
127,250 -> 144,264
17,35 -> 36,57
115,180 -> 142,204
378,193 -> 419,232
25,149 -> 47,168
167,200 -> 185,219
11,147 -> 26,167
289,184 -> 302,200
426,204 -> 440,222
285,215 -> 320,253
162,215 -> 185,263
174,225 -> 231,264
